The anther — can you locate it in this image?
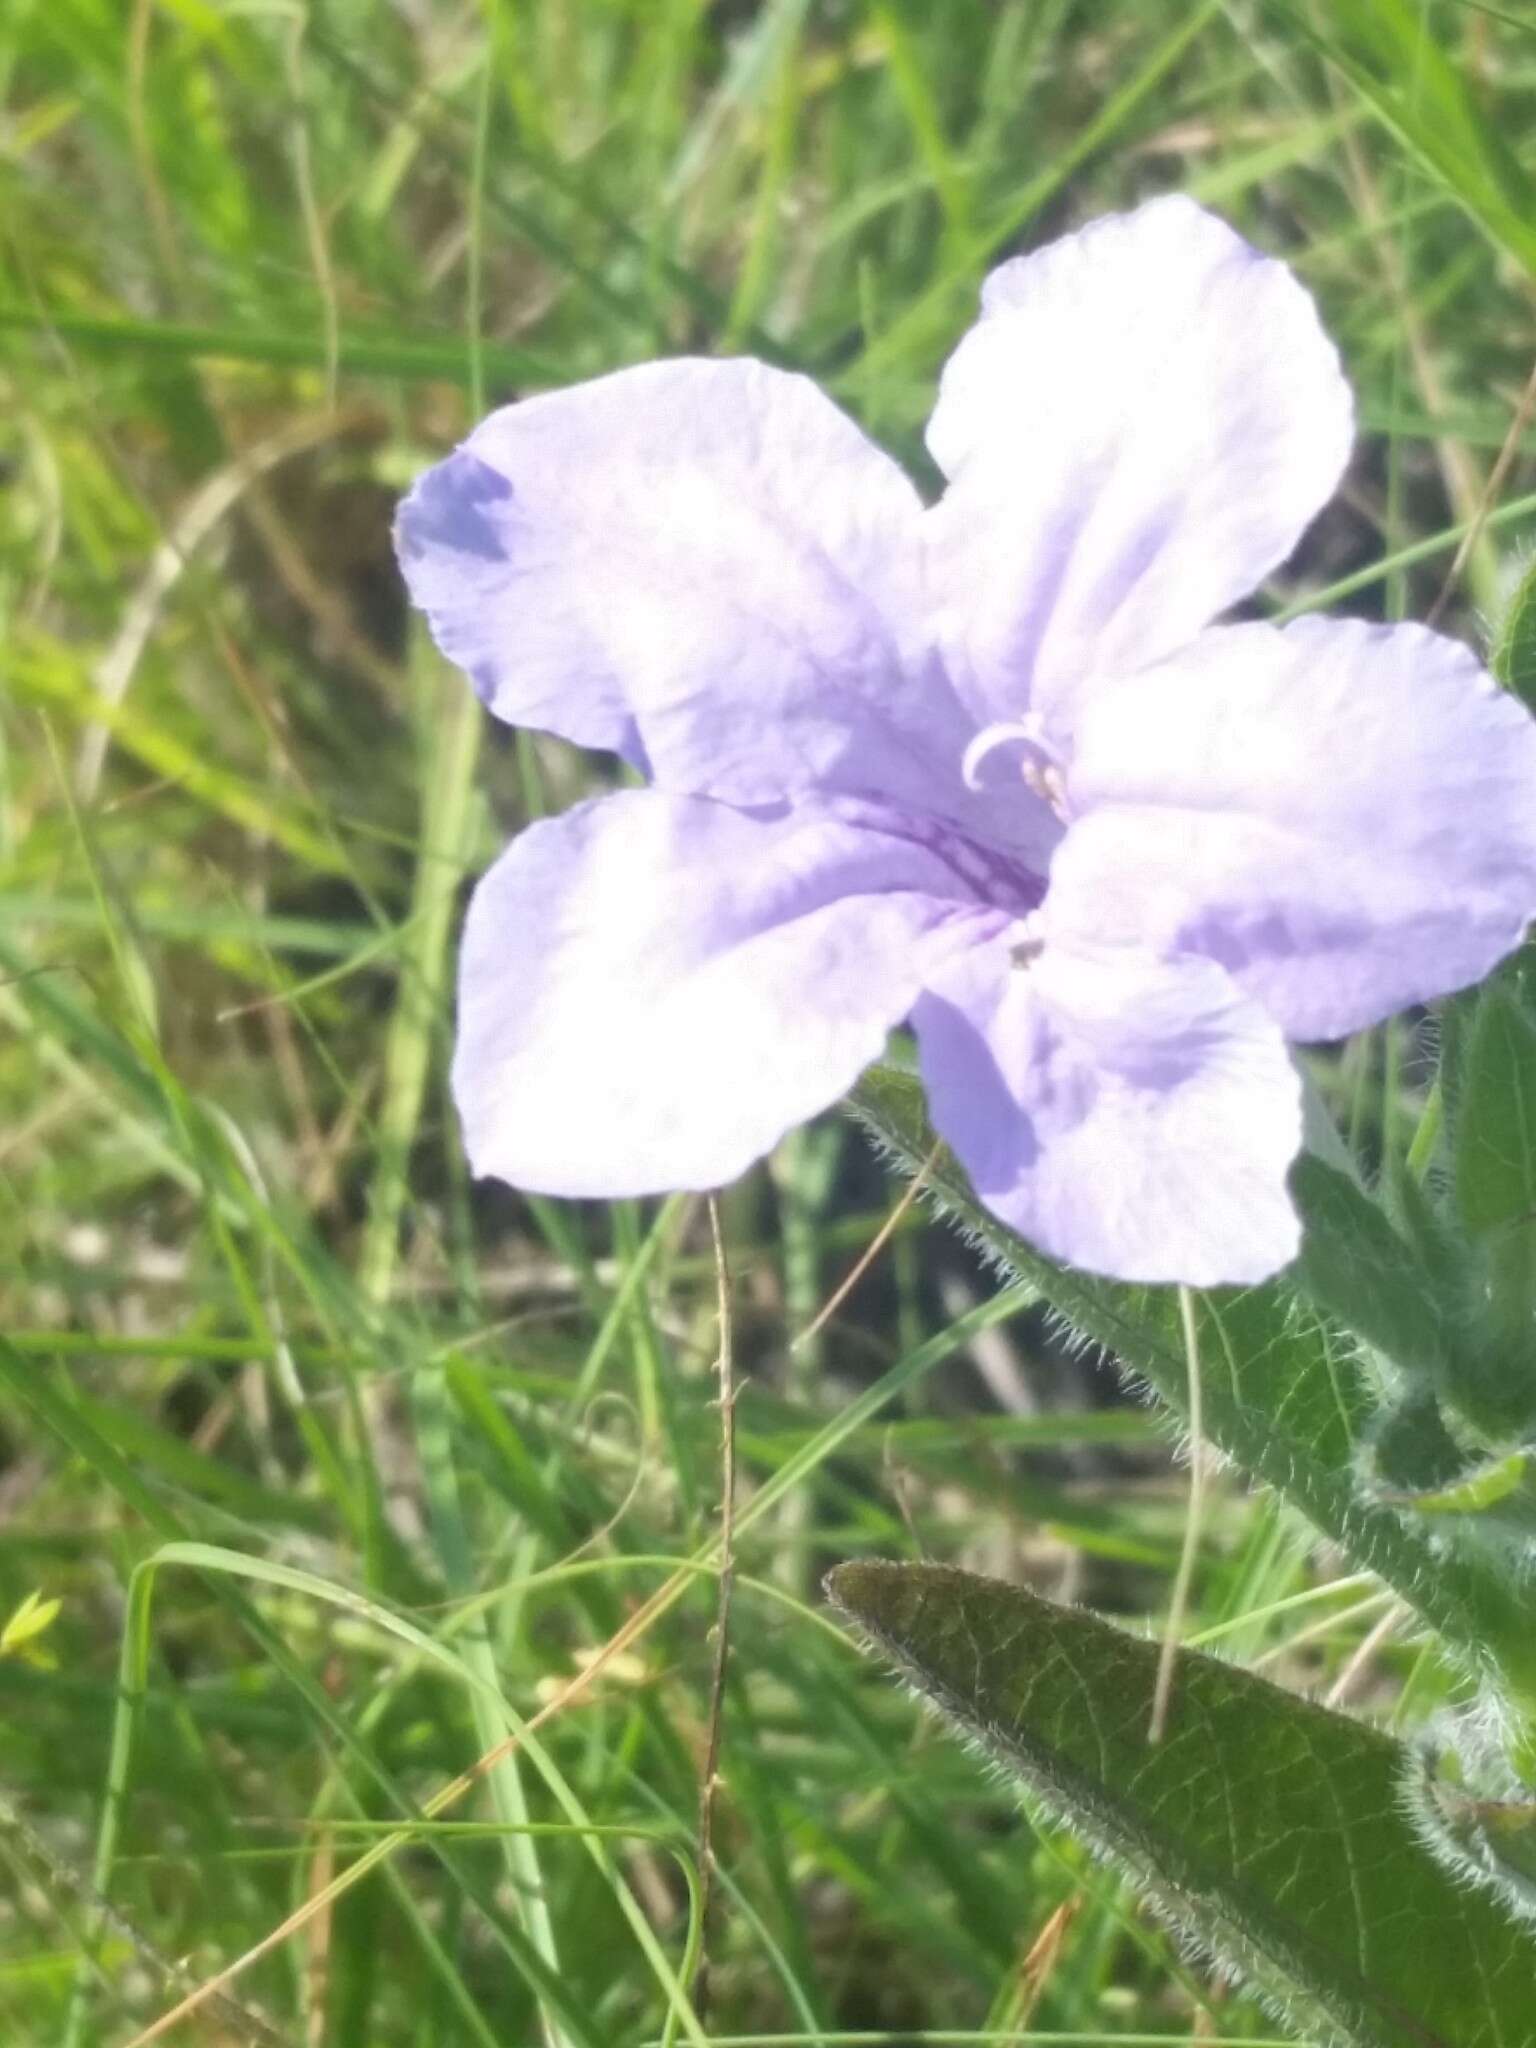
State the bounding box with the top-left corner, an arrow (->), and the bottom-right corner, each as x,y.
962,716 -> 1071,822
961,717 -> 1048,792
1009,915 -> 1046,971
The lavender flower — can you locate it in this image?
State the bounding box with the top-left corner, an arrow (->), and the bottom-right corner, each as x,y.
395,196 -> 1536,1285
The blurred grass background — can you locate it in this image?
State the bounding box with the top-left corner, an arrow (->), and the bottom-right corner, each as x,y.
2,1 -> 1534,2042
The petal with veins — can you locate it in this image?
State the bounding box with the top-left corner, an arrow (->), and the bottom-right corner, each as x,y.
454,789 -> 1028,1198
925,196 -> 1352,735
914,934 -> 1302,1284
397,357 -> 1016,835
1049,618 -> 1536,1042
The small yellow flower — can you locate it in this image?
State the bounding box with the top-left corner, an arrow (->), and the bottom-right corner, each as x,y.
0,1589 -> 62,1669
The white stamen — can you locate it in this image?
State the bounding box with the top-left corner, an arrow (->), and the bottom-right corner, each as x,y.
960,715 -> 1050,791
961,714 -> 1071,821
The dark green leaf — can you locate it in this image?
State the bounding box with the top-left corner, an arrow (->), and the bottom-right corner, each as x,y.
1431,1782 -> 1536,1928
850,1067 -> 1536,1706
1491,554 -> 1536,713
1291,1154 -> 1454,1388
1366,1389 -> 1473,1494
1296,1155 -> 1536,1441
829,1559 -> 1536,2048
1447,986 -> 1536,1434
1455,988 -> 1536,1238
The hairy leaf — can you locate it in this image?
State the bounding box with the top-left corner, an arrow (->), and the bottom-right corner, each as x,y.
1455,990 -> 1536,1240
1366,1390 -> 1478,1494
1298,1154 -> 1535,1442
1491,546 -> 1536,713
850,1067 -> 1536,1705
1448,986 -> 1536,1434
1291,1154 -> 1456,1388
829,1559 -> 1536,2048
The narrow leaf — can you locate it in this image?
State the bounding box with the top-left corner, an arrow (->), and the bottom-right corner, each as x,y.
0,1592 -> 62,1657
1366,1390 -> 1475,1494
1491,554 -> 1536,713
0,301 -> 561,388
1290,1153 -> 1455,1388
830,1559 -> 1536,2048
1448,985 -> 1536,1433
1382,1450 -> 1529,1517
1275,0 -> 1536,279
1296,1155 -> 1533,1442
1454,988 -> 1536,1238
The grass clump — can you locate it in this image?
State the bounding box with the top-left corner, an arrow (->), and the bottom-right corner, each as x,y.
2,2 -> 1534,2041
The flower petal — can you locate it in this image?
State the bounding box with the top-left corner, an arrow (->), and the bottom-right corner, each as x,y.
1050,618 -> 1536,1042
454,790 -> 1017,1198
397,357 -> 994,819
913,936 -> 1301,1284
923,196 -> 1353,735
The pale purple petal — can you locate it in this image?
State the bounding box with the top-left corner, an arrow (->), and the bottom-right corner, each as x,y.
913,936 -> 1301,1284
923,196 -> 1353,736
1048,618 -> 1536,1042
394,439 -> 646,766
400,193 -> 1536,1289
454,790 -> 1030,1198
396,357 -> 1012,831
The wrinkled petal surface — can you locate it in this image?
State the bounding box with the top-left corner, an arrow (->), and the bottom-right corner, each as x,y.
1049,618 -> 1536,1042
397,357 -> 1017,834
924,195 -> 1353,735
455,789 -> 1035,1198
913,936 -> 1301,1283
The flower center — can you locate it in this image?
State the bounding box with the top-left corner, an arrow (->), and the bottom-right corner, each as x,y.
960,715 -> 1070,821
